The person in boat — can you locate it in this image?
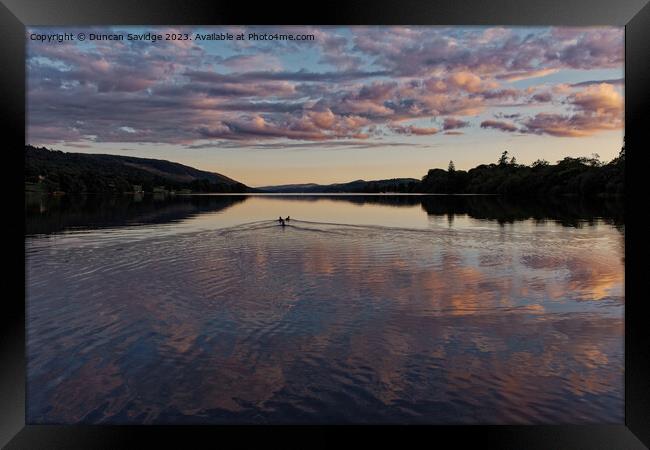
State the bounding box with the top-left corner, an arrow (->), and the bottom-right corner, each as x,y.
279,217 -> 286,226
278,216 -> 283,223
285,216 -> 290,222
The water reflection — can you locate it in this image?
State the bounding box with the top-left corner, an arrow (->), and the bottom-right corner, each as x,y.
25,192 -> 246,236
25,195 -> 624,424
26,193 -> 624,235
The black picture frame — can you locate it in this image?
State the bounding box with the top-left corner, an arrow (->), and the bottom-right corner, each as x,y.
2,1 -> 648,448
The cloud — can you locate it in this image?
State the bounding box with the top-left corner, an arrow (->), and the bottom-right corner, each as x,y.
186,140 -> 425,150
184,69 -> 389,84
389,124 -> 440,135
447,72 -> 494,93
480,120 -> 518,132
26,26 -> 624,146
479,89 -> 521,100
554,27 -> 624,69
522,111 -> 621,138
521,83 -> 623,137
496,69 -> 559,82
531,92 -> 553,102
218,54 -> 282,71
352,26 -> 622,77
495,113 -> 521,120
318,32 -> 364,70
570,78 -> 624,87
442,118 -> 470,130
198,116 -> 328,141
571,82 -> 622,116
192,109 -> 375,142
522,113 -> 597,137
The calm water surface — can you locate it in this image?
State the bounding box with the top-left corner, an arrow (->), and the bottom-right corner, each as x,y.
26,194 -> 624,424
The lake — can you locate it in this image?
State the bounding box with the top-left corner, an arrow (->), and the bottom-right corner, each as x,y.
25,194 -> 625,424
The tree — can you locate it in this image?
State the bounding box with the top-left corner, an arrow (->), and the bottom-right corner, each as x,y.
448,160 -> 456,172
587,153 -> 602,167
498,150 -> 510,165
619,138 -> 625,159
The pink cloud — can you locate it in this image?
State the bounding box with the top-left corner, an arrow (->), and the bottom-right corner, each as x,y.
522,113 -> 598,137
521,83 -> 623,137
389,124 -> 440,135
496,69 -> 559,82
570,83 -> 623,116
447,72 -> 494,93
26,26 -> 624,146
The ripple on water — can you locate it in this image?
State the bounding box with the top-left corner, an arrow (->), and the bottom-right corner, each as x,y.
26,219 -> 624,424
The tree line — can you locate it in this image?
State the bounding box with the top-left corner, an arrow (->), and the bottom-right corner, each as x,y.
420,147 -> 625,197
25,144 -> 625,197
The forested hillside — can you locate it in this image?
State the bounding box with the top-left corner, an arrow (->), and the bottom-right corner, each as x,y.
25,146 -> 249,193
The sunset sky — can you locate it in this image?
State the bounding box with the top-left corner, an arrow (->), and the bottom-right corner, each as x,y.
27,26 -> 624,187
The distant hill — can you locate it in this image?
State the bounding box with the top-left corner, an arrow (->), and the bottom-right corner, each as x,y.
258,178 -> 421,193
25,145 -> 249,194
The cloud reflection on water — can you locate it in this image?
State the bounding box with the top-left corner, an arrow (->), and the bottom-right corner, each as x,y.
26,196 -> 623,424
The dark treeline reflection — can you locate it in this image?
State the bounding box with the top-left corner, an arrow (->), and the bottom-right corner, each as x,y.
255,194 -> 624,227
25,193 -> 246,236
26,193 -> 623,236
419,195 -> 624,228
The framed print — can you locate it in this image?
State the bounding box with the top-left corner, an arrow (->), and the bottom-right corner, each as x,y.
1,0 -> 649,448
